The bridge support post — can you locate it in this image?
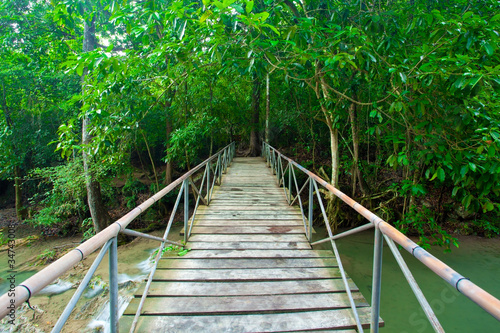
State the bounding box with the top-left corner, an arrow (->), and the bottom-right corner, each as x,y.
370,227 -> 383,333
288,163 -> 292,203
207,161 -> 211,204
184,179 -> 189,243
308,176 -> 313,242
109,236 -> 118,333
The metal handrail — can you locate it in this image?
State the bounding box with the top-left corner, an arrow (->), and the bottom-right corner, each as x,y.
262,142 -> 500,332
0,142 -> 235,332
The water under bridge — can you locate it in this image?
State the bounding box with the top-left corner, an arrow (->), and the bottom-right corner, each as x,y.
1,142 -> 499,332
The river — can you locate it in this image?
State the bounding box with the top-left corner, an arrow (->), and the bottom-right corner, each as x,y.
321,229 -> 500,332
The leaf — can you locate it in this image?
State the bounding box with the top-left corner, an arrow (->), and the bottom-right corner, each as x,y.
484,202 -> 495,212
231,4 -> 244,13
491,13 -> 500,22
491,131 -> 500,142
106,44 -> 114,52
213,1 -> 224,10
484,42 -> 494,56
254,11 -> 269,22
437,167 -> 445,182
463,194 -> 473,209
199,10 -> 213,22
76,63 -> 84,76
399,72 -> 407,83
462,11 -> 473,20
263,23 -> 280,35
202,0 -> 210,6
488,145 -> 496,157
468,162 -> 477,172
460,165 -> 468,177
246,0 -> 254,14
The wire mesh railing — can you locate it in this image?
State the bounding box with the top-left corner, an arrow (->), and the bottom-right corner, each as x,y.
0,142 -> 235,332
262,141 -> 500,333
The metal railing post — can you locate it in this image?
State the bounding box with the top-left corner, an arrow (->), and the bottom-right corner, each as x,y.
277,156 -> 281,184
109,236 -> 118,333
288,163 -> 292,203
308,176 -> 313,242
184,178 -> 189,243
370,227 -> 383,333
207,161 -> 211,204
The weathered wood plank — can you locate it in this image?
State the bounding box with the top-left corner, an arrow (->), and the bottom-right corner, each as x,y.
187,234 -> 307,242
193,214 -> 303,220
120,308 -> 376,332
178,249 -> 335,259
124,293 -> 368,315
192,220 -> 304,226
153,267 -> 342,281
157,258 -> 337,269
187,241 -> 311,250
190,226 -> 305,234
196,206 -> 300,211
134,278 -> 357,297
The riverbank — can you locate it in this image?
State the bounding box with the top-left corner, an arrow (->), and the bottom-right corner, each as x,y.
0,220 -> 183,333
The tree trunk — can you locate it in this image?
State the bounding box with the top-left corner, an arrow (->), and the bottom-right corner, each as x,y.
248,73 -> 261,156
348,102 -> 369,197
82,17 -> 110,233
265,72 -> 270,143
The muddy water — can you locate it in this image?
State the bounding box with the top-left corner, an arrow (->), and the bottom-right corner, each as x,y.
0,225 -> 183,333
318,229 -> 500,332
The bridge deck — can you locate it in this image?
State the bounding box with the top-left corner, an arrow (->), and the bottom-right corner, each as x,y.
121,157 -> 375,332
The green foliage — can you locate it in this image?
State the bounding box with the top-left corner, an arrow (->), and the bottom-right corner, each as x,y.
395,206 -> 459,252
28,159 -> 87,229
0,232 -> 7,246
36,249 -> 57,265
165,112 -> 219,168
81,218 -> 95,241
151,244 -> 189,263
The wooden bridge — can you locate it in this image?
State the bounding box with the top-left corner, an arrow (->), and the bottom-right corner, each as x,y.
1,142 -> 499,332
121,157 -> 373,332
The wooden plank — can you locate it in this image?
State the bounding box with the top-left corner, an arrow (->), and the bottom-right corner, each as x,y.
152,267 -> 342,281
157,258 -> 338,269
207,202 -> 291,206
120,308 -> 376,332
215,188 -> 284,193
187,234 -> 307,242
187,241 -> 311,250
190,226 -> 305,234
124,293 -> 369,315
208,200 -> 292,205
221,183 -> 278,186
193,214 -> 303,220
196,206 -> 302,211
192,220 -> 304,226
178,249 -> 335,259
135,279 -> 357,297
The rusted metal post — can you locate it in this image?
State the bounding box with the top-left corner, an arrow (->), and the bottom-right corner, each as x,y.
370,228 -> 383,333
184,178 -> 189,243
109,236 -> 118,333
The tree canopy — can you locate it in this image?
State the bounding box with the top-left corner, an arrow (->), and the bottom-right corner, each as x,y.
1,0 -> 499,247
